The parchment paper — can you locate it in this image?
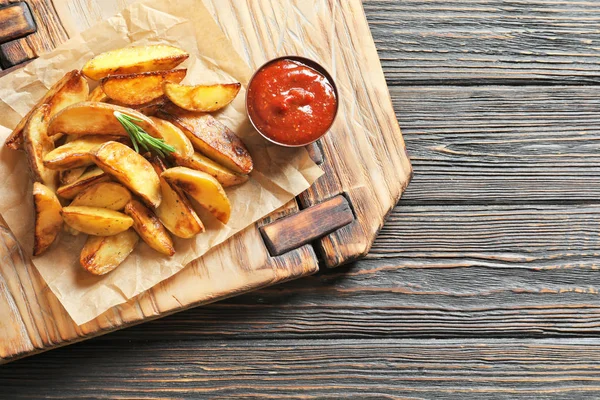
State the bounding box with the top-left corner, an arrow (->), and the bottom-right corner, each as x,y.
0,0 -> 323,325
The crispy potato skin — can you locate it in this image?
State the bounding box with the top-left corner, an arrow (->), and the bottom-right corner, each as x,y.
44,135 -> 122,170
88,85 -> 109,102
6,70 -> 89,150
80,229 -> 138,275
24,104 -> 58,191
59,167 -> 86,186
82,45 -> 189,81
56,167 -> 110,199
124,199 -> 175,256
174,152 -> 248,187
62,206 -> 134,236
70,182 -> 132,211
101,69 -> 186,106
32,182 -> 63,256
163,82 -> 241,112
158,104 -> 253,174
162,166 -> 231,224
93,141 -> 162,208
150,157 -> 204,238
149,116 -> 194,158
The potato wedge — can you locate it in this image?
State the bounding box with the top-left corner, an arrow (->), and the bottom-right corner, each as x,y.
47,102 -> 163,139
80,229 -> 138,275
158,104 -> 253,174
70,182 -> 132,211
149,116 -> 194,158
93,141 -> 161,207
32,182 -> 63,256
5,70 -> 89,150
124,199 -> 175,256
62,206 -> 133,236
88,85 -> 109,102
162,167 -> 231,224
56,167 -> 110,199
44,135 -> 122,170
150,157 -> 204,238
59,167 -> 86,186
82,45 -> 189,81
101,69 -> 186,106
174,152 -> 248,187
24,105 -> 58,191
163,82 -> 241,112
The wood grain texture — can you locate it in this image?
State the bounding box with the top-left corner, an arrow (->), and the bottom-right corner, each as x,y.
0,3 -> 36,43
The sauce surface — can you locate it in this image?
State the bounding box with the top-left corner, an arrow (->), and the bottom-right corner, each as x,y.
247,59 -> 337,146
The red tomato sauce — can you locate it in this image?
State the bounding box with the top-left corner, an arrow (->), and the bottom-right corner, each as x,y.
247,59 -> 337,146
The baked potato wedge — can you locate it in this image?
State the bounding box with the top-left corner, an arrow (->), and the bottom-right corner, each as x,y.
158,104 -> 253,174
56,167 -> 110,199
62,206 -> 133,236
44,135 -> 121,170
59,167 -> 86,186
101,69 -> 186,106
82,45 -> 189,81
149,116 -> 194,158
24,104 -> 58,191
47,102 -> 163,139
87,85 -> 109,102
174,152 -> 248,187
162,167 -> 231,224
163,82 -> 241,112
80,229 -> 138,275
32,182 -> 63,256
70,182 -> 132,211
124,199 -> 175,256
6,70 -> 89,150
93,141 -> 161,207
150,157 -> 204,238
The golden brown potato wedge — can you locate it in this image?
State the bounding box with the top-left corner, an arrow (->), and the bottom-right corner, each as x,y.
174,152 -> 248,187
158,104 -> 253,174
93,141 -> 161,207
82,45 -> 189,81
56,167 -> 110,199
163,82 -> 241,112
150,157 -> 204,238
59,167 -> 86,186
80,229 -> 138,275
107,95 -> 167,117
124,199 -> 175,256
101,69 -> 186,106
70,182 -> 132,211
87,85 -> 109,102
47,102 -> 163,139
62,206 -> 133,236
5,70 -> 89,150
24,105 -> 58,191
162,167 -> 231,224
44,135 -> 122,170
32,182 -> 63,256
149,116 -> 194,158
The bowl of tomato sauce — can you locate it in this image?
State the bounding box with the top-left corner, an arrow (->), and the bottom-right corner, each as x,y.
246,56 -> 338,147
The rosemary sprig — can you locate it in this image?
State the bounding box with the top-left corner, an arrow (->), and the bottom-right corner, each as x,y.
114,111 -> 175,158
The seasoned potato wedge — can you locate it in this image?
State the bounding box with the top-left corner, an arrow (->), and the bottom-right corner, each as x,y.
163,82 -> 241,112
150,157 -> 204,238
70,182 -> 132,211
174,152 -> 248,187
44,135 -> 122,170
158,105 -> 253,174
149,116 -> 194,158
93,141 -> 161,207
59,167 -> 86,186
82,45 -> 189,81
80,229 -> 138,275
47,102 -> 163,139
6,70 -> 89,150
101,69 -> 186,106
62,206 -> 133,236
88,85 -> 109,102
56,167 -> 110,199
32,182 -> 63,256
162,167 -> 231,224
24,105 -> 58,191
124,199 -> 175,256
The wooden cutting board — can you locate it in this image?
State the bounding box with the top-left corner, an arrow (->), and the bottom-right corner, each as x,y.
0,0 -> 411,363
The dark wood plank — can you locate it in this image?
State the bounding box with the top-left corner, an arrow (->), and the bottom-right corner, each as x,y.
0,3 -> 36,44
365,0 -> 600,84
3,338 -> 600,398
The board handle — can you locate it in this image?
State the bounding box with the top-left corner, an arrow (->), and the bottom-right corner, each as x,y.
259,195 -> 354,257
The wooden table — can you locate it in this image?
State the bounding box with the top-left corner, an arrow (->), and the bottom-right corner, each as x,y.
3,0 -> 600,397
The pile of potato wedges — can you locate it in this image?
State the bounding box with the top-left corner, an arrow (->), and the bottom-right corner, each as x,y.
7,44 -> 253,275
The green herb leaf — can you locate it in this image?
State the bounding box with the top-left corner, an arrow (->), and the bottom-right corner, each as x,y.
114,111 -> 175,158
